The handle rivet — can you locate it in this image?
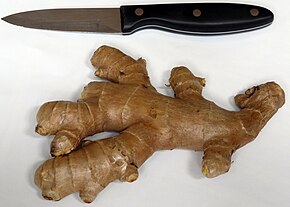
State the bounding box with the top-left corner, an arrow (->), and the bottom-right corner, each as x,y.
193,9 -> 201,17
135,8 -> 144,16
250,8 -> 259,16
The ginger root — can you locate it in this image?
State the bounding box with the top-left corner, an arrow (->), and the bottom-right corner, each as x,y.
34,45 -> 285,203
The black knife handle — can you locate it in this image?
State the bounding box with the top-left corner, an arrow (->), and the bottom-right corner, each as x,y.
120,3 -> 274,35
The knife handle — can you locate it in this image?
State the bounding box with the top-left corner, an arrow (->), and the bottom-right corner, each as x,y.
120,3 -> 274,35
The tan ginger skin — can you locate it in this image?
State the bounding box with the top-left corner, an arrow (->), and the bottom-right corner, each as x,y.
34,45 -> 285,203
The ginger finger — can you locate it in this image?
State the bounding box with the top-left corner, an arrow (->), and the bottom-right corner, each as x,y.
91,45 -> 155,90
202,140 -> 234,178
169,66 -> 206,100
50,130 -> 81,156
79,181 -> 104,203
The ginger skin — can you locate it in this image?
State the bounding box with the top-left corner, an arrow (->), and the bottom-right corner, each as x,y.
34,45 -> 285,203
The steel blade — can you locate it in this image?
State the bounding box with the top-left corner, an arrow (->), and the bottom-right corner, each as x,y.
2,8 -> 122,33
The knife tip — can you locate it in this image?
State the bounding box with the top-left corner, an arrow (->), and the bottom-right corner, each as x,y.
1,15 -> 11,23
1,14 -> 22,26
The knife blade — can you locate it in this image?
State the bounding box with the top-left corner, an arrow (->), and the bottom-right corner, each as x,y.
2,3 -> 274,35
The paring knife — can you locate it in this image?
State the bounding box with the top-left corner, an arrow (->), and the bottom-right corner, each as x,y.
2,3 -> 274,35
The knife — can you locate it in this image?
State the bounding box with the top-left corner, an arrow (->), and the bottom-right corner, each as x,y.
2,3 -> 274,35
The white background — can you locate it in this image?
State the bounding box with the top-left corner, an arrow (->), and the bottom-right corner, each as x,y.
0,0 -> 289,206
